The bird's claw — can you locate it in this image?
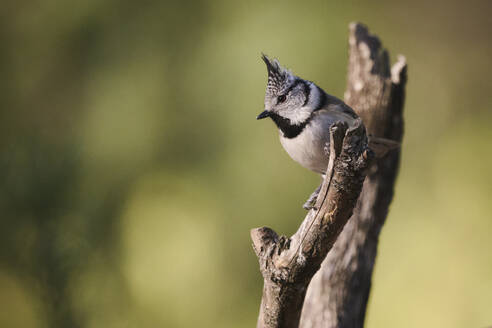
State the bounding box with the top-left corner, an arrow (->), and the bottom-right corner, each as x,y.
303,199 -> 317,211
323,142 -> 330,157
303,183 -> 322,210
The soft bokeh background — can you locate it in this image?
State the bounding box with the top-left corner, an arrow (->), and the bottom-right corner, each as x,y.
1,0 -> 491,327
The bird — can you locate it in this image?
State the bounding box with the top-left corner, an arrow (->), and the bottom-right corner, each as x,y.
257,54 -> 398,209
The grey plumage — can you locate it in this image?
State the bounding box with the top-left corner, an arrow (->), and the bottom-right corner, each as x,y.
257,55 -> 398,208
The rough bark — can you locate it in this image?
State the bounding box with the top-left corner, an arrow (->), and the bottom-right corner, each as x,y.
251,120 -> 374,328
299,23 -> 407,328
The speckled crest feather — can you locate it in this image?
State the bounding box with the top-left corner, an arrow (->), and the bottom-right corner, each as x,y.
261,54 -> 294,93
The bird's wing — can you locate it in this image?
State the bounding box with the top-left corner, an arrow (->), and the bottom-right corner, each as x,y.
314,105 -> 359,128
315,102 -> 400,158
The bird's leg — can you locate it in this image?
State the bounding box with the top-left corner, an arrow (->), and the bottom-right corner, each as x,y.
303,182 -> 322,210
303,142 -> 332,210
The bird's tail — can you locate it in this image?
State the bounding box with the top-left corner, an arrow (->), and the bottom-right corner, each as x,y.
368,136 -> 400,158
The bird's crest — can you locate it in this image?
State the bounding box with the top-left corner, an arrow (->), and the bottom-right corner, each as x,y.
261,54 -> 294,92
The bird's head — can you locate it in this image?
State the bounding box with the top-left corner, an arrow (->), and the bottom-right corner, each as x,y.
257,54 -> 314,126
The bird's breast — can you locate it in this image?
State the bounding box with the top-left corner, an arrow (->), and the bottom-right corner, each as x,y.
279,119 -> 331,174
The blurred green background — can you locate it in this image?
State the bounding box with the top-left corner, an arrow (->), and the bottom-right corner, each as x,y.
1,0 -> 491,327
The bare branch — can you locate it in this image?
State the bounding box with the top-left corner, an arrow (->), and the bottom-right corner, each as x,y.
300,22 -> 407,328
251,120 -> 374,328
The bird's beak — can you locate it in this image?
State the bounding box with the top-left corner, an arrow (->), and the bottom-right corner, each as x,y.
257,110 -> 270,120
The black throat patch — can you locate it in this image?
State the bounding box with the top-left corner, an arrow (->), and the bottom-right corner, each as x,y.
268,113 -> 312,139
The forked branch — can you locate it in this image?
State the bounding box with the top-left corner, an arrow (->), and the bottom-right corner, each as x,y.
300,22 -> 407,328
251,120 -> 373,328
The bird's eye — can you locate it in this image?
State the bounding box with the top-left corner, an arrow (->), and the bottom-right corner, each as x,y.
277,95 -> 287,103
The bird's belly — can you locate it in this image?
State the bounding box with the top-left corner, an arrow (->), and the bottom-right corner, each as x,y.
279,128 -> 329,174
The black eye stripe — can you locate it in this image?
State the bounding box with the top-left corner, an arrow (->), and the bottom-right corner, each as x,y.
276,79 -> 306,104
277,95 -> 287,103
302,82 -> 311,107
313,85 -> 327,111
284,79 -> 304,94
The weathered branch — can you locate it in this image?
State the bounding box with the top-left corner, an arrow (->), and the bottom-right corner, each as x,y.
300,23 -> 407,328
251,120 -> 374,328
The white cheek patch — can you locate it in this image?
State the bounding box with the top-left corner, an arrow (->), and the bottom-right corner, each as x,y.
285,107 -> 312,125
277,81 -> 320,125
